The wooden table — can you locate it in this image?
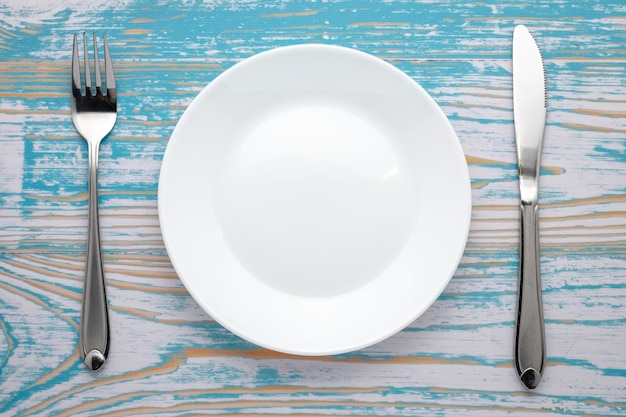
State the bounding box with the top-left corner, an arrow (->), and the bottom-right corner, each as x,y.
1,0 -> 625,415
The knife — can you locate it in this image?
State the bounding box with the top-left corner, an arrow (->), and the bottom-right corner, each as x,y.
512,24 -> 547,390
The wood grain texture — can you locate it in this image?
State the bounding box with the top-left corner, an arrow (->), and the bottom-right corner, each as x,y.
0,0 -> 625,415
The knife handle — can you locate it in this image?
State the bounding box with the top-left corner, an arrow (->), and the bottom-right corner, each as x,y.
515,201 -> 546,390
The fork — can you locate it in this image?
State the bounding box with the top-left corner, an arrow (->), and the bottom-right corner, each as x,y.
71,32 -> 117,371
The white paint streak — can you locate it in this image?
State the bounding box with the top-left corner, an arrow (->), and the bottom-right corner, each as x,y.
0,120 -> 24,195
0,0 -> 133,28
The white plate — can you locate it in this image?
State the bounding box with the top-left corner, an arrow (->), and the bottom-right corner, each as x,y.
158,44 -> 471,355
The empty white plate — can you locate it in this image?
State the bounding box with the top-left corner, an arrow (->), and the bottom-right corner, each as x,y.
158,44 -> 471,355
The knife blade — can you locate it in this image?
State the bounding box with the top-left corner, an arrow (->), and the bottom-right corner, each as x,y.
512,24 -> 547,390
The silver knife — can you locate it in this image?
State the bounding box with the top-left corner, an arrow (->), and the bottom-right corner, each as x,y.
512,24 -> 547,390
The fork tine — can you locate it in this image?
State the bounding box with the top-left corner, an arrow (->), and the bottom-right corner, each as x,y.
103,34 -> 116,91
82,32 -> 91,94
102,34 -> 115,90
93,33 -> 102,93
72,34 -> 81,93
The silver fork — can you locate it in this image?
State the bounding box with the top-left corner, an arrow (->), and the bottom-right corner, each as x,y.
71,32 -> 117,371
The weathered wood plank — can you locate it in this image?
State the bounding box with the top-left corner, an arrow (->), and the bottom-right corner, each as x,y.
0,0 -> 625,416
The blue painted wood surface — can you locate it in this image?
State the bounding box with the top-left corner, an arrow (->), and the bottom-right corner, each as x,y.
0,0 -> 625,415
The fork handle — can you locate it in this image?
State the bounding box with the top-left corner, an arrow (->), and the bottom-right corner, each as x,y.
80,142 -> 110,371
515,201 -> 546,389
